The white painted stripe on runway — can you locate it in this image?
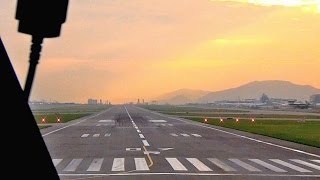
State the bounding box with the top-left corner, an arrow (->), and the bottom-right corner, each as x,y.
93,134 -> 100,137
161,124 -> 166,126
105,133 -> 111,137
166,158 -> 187,171
139,134 -> 145,138
98,120 -> 114,123
142,140 -> 150,146
208,158 -> 236,172
191,134 -> 202,137
229,159 -> 261,172
270,159 -> 311,173
135,126 -> 138,129
43,108 -> 111,137
290,159 -> 320,170
168,124 -> 173,126
87,158 -> 104,171
58,173 -> 320,177
96,124 -> 101,126
170,133 -> 178,137
137,130 -> 141,133
311,160 -> 320,164
112,158 -> 125,171
140,107 -> 320,158
149,120 -> 167,123
249,159 -> 287,172
134,158 -> 149,171
181,134 -> 190,137
64,159 -> 83,172
81,134 -> 90,138
186,158 -> 212,171
52,159 -> 63,167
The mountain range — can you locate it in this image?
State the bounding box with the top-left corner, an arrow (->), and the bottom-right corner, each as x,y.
155,80 -> 320,105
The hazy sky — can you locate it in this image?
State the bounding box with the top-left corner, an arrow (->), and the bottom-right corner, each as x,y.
1,0 -> 320,103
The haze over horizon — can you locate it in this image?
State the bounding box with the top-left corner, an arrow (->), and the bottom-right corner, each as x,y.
2,0 -> 320,103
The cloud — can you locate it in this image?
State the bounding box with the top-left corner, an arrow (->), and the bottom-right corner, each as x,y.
212,0 -> 320,13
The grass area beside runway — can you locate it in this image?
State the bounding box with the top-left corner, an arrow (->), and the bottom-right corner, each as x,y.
140,104 -> 320,148
37,125 -> 51,129
191,117 -> 320,148
31,104 -> 112,125
34,113 -> 91,124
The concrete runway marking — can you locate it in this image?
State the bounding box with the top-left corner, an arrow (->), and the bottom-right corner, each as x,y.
249,159 -> 287,172
52,159 -> 63,167
137,130 -> 141,133
126,148 -> 142,151
63,159 -> 83,172
311,160 -> 320,164
229,159 -> 261,172
104,133 -> 111,137
180,133 -> 190,137
134,158 -> 150,171
168,124 -> 174,126
186,158 -> 212,171
143,108 -> 320,158
93,134 -> 100,137
58,173 -> 320,177
81,134 -> 90,138
98,120 -> 114,123
191,134 -> 202,137
170,133 -> 178,137
159,147 -> 174,151
290,159 -> 320,170
87,158 -> 104,171
207,158 -> 236,172
139,134 -> 145,139
270,159 -> 312,172
149,120 -> 167,123
43,108 -> 112,137
142,140 -> 150,146
166,158 -> 187,171
112,158 -> 125,171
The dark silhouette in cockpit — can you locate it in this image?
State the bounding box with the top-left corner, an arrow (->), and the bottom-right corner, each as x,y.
0,0 -> 69,179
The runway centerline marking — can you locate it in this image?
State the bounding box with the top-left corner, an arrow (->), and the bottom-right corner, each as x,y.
139,134 -> 145,139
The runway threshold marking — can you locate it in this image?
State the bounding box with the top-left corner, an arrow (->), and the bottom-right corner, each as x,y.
270,159 -> 312,172
58,173 -> 320,177
140,107 -> 320,158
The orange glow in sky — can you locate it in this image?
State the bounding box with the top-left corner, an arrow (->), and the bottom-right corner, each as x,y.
1,0 -> 320,103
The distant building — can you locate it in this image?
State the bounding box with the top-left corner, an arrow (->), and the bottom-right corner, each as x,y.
88,98 -> 98,105
310,94 -> 320,104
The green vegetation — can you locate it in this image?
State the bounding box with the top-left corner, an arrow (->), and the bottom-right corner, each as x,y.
38,125 -> 51,129
31,104 -> 111,126
31,104 -> 111,114
141,104 -> 320,147
192,118 -> 320,148
34,113 -> 91,124
139,104 -> 248,113
168,113 -> 320,119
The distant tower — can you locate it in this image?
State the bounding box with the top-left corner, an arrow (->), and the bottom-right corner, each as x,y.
100,99 -> 102,104
137,99 -> 140,104
142,99 -> 145,104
